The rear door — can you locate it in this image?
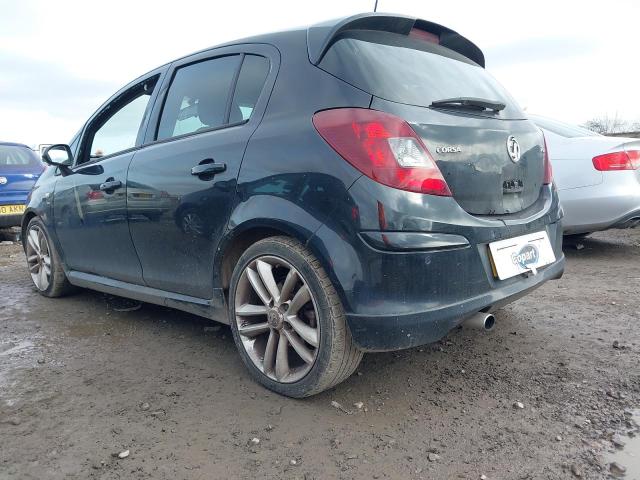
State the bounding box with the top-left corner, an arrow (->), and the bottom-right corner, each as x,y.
127,45 -> 275,298
52,74 -> 162,283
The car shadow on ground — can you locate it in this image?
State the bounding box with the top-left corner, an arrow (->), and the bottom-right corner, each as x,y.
60,287 -> 534,406
562,231 -> 639,260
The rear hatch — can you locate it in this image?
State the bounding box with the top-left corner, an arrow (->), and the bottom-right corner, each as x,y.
0,144 -> 43,204
318,29 -> 545,215
0,173 -> 40,199
409,114 -> 544,215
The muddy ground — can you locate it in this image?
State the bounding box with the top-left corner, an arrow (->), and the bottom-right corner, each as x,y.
1,229 -> 639,480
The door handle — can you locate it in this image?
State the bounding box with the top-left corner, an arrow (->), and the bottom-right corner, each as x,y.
99,179 -> 122,191
191,160 -> 226,177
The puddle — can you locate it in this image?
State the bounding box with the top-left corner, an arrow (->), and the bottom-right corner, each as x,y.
0,338 -> 39,407
1,283 -> 39,315
606,409 -> 640,478
0,339 -> 34,356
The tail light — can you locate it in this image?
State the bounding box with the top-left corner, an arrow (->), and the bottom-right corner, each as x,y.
313,108 -> 451,196
592,150 -> 640,171
542,132 -> 553,185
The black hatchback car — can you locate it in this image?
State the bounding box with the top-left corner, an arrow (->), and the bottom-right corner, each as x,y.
24,13 -> 564,397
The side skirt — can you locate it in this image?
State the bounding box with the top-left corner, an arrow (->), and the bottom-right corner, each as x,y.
67,271 -> 229,324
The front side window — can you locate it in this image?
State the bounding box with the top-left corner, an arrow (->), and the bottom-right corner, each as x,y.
86,78 -> 158,161
157,55 -> 241,141
90,96 -> 150,158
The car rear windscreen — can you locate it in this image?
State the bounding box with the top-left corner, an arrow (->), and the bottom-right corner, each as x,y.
0,145 -> 41,169
319,30 -> 525,119
531,116 -> 601,138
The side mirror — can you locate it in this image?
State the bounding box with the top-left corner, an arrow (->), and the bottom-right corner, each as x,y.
42,144 -> 73,175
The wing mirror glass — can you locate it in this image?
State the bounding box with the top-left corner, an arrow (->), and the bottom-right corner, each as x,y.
42,144 -> 73,166
42,144 -> 74,175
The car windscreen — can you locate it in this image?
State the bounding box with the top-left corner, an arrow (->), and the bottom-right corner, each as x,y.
0,145 -> 41,169
531,116 -> 601,138
319,30 -> 525,119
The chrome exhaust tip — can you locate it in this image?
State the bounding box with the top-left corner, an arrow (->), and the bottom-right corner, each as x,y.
463,312 -> 496,331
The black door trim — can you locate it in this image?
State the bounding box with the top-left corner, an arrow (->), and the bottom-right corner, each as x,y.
67,271 -> 228,323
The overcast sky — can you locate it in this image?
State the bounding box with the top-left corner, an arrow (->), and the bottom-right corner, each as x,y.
1,0 -> 638,147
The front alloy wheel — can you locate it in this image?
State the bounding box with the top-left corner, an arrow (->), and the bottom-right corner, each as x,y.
25,225 -> 52,291
24,217 -> 74,298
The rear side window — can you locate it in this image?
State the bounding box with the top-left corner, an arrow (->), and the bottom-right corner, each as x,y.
229,55 -> 270,123
320,31 -> 524,119
0,145 -> 40,168
157,55 -> 241,140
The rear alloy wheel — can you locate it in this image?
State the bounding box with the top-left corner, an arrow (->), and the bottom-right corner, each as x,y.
229,236 -> 362,397
235,256 -> 319,383
25,217 -> 74,297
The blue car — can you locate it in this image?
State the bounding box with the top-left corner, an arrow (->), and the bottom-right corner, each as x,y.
0,142 -> 44,228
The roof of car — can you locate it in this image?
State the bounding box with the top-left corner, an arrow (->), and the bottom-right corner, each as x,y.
185,12 -> 485,67
305,13 -> 484,67
0,141 -> 31,148
91,13 -> 486,127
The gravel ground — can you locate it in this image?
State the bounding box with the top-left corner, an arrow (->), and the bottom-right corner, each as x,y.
1,229 -> 639,479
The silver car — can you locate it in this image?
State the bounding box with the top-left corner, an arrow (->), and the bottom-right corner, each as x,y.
531,115 -> 640,236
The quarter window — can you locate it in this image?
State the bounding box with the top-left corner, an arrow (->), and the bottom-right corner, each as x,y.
229,55 -> 270,123
157,55 -> 241,141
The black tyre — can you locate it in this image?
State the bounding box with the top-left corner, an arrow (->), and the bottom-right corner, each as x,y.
229,236 -> 362,398
24,217 -> 74,297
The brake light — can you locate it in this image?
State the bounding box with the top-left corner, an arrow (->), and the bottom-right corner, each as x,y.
313,108 -> 451,196
409,28 -> 439,44
542,133 -> 553,185
592,150 -> 640,171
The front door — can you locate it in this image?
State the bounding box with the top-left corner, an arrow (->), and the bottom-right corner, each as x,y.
53,76 -> 160,283
128,53 -> 271,298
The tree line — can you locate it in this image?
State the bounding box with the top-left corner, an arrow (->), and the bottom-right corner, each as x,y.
582,114 -> 640,135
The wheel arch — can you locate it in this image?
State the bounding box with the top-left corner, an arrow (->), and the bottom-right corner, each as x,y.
216,217 -> 354,325
21,210 -> 38,246
217,219 -> 316,293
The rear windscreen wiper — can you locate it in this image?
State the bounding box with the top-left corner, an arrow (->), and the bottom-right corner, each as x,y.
430,97 -> 506,112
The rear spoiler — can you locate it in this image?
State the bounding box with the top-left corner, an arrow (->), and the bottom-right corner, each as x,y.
307,13 -> 485,68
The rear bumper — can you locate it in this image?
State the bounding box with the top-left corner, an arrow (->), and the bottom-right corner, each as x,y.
0,214 -> 22,228
609,209 -> 640,230
559,177 -> 640,234
312,215 -> 564,352
346,254 -> 564,351
0,196 -> 29,228
309,178 -> 565,352
308,176 -> 564,351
